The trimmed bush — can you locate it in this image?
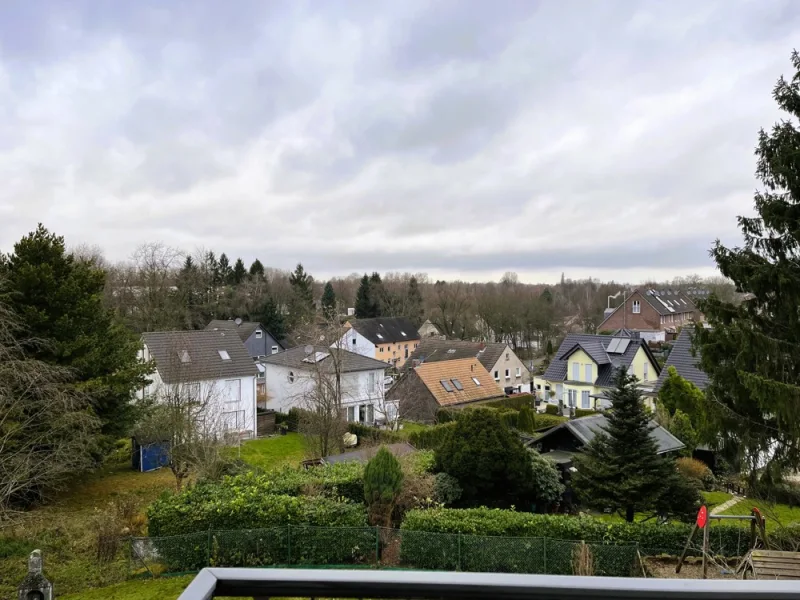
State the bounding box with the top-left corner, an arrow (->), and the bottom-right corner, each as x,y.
436,409 -> 457,423
517,406 -> 536,433
574,409 -> 597,418
545,404 -> 560,415
347,422 -> 405,444
408,422 -> 457,450
534,414 -> 567,430
485,394 -> 535,411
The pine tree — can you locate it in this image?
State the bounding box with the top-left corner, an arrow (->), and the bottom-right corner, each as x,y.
205,251 -> 220,287
0,225 -> 152,442
369,272 -> 383,317
406,276 -> 424,326
354,274 -> 372,318
249,259 -> 265,279
231,258 -> 247,285
363,446 -> 404,526
321,282 -> 337,320
218,253 -> 232,285
288,263 -> 314,329
695,52 -> 800,475
572,369 -> 674,522
252,295 -> 287,342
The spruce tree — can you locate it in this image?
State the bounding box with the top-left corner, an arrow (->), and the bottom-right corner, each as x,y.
369,272 -> 384,317
572,369 -> 673,522
252,296 -> 287,342
218,253 -> 232,284
695,52 -> 800,475
406,276 -> 424,326
321,282 -> 337,320
231,258 -> 247,285
363,446 -> 404,526
288,263 -> 314,329
249,258 -> 265,279
354,274 -> 372,318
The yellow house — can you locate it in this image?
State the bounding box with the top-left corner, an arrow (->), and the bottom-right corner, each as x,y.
339,317 -> 421,369
533,334 -> 661,411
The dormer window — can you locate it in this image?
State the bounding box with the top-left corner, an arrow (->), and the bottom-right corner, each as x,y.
632,300 -> 641,314
255,330 -> 263,339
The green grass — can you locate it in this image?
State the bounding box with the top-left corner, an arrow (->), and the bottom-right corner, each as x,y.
237,433 -> 307,470
722,497 -> 800,530
60,575 -> 196,600
701,490 -> 733,509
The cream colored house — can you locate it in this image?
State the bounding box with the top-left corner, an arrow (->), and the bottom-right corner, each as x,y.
533,333 -> 660,411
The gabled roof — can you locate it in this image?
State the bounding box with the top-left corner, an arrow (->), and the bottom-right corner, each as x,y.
205,319 -> 285,348
652,328 -> 709,393
402,339 -> 514,372
534,414 -> 685,454
261,346 -> 389,374
142,330 -> 258,384
412,357 -> 504,407
641,289 -> 697,316
348,317 -> 420,344
542,333 -> 659,387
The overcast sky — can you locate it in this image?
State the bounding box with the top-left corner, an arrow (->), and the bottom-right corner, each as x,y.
0,0 -> 796,283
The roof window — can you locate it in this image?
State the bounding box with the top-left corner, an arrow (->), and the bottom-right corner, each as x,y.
218,350 -> 231,361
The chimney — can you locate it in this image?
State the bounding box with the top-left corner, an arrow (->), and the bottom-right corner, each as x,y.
412,359 -> 420,368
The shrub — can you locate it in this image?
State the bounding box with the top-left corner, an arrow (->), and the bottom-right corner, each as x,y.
364,447 -> 404,526
485,394 -> 535,411
408,422 -> 457,450
435,408 -> 535,508
534,414 -> 567,430
574,409 -> 597,418
669,410 -> 698,455
433,473 -> 462,505
545,404 -> 560,415
517,406 -> 536,433
436,409 -> 456,423
529,451 -> 565,511
677,457 -> 712,485
400,449 -> 435,476
347,423 -> 404,444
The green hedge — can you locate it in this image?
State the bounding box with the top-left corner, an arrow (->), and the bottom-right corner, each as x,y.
347,422 -> 405,444
408,422 -> 457,450
574,409 -> 598,418
484,394 -> 535,411
533,414 -> 567,430
544,404 -> 560,415
400,508 -> 751,558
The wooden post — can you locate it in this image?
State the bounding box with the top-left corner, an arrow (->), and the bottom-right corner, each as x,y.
750,512 -> 757,550
702,521 -> 710,579
675,523 -> 698,573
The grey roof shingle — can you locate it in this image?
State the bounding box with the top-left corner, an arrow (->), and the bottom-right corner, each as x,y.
543,333 -> 658,387
261,346 -> 389,373
536,414 -> 685,454
641,289 -> 697,316
652,328 -> 709,393
402,339 -> 510,372
349,317 -> 420,344
142,330 -> 258,384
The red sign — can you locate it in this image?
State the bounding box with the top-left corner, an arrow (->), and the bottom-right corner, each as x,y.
696,505 -> 708,528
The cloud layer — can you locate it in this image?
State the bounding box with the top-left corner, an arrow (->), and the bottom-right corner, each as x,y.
0,0 -> 797,282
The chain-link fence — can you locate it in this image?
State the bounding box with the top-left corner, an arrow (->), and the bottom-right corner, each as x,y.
129,525 -> 641,577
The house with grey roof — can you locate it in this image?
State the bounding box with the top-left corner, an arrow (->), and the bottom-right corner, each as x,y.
337,317 -> 421,369
140,330 -> 259,438
598,288 -> 699,341
205,319 -> 285,359
533,333 -> 661,411
652,328 -> 709,394
261,346 -> 390,425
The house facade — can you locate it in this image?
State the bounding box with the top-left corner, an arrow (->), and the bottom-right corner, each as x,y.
140,330 -> 258,438
261,346 -> 390,425
418,319 -> 442,339
337,317 -> 421,368
598,289 -> 698,338
387,357 -> 504,422
533,333 -> 661,411
206,319 -> 285,359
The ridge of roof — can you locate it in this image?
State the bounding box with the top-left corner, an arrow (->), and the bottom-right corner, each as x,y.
261,345 -> 389,373
348,317 -> 420,344
652,328 -> 709,393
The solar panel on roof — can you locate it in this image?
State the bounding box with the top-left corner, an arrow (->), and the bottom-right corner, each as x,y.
607,338 -> 631,354
615,338 -> 631,353
606,338 -> 620,353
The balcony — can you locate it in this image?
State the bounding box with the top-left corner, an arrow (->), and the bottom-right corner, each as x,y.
178,567 -> 800,600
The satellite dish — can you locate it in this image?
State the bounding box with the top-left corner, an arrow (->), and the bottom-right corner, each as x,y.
304,344 -> 313,355
234,317 -> 243,326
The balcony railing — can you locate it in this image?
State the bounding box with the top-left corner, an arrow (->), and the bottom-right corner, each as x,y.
178,567 -> 800,600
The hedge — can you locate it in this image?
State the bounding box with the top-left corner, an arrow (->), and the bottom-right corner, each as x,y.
544,404 -> 560,415
408,422 -> 457,450
347,422 -> 405,444
574,409 -> 598,418
484,394 -> 535,411
533,414 -> 567,430
400,507 -> 752,558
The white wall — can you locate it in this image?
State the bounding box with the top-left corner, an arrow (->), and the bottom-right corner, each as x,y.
336,328 -> 375,358
264,363 -> 388,424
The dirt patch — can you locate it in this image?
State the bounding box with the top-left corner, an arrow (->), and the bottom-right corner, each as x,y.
645,556 -> 738,579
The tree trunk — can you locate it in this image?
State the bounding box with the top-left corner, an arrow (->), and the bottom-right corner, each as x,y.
626,506 -> 634,523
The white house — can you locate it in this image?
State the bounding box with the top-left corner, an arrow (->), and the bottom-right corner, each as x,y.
261,346 -> 391,425
140,330 -> 259,438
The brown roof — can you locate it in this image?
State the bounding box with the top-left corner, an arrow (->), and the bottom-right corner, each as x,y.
414,357 -> 504,407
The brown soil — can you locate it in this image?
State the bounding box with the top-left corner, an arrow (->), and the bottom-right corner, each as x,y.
644,556 -> 738,579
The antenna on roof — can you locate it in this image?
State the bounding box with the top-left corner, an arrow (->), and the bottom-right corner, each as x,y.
304,344 -> 313,356
234,317 -> 243,326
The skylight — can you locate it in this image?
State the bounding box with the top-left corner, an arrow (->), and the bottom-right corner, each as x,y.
303,351 -> 330,364
447,349 -> 457,354
400,331 -> 407,336
440,379 -> 454,392
376,333 -> 384,339
178,350 -> 191,363
451,378 -> 464,391
472,377 -> 481,386
218,350 -> 231,361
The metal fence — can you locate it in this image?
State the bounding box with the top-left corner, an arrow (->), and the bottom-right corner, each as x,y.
130,525 -> 642,578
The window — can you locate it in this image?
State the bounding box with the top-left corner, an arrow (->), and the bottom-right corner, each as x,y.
352,338 -> 357,346
218,350 -> 231,361
222,410 -> 246,430
359,404 -> 367,422
441,380 -> 454,392
536,384 -> 542,390
404,344 -> 408,349
451,378 -> 464,391
178,349 -> 191,363
472,377 -> 481,386
405,348 -> 409,358
568,389 -> 577,407
494,370 -> 499,381
505,353 -> 510,361
643,362 -> 649,382
379,347 -> 384,353
255,330 -> 263,339
225,379 -> 241,404
347,406 -> 356,422
632,300 -> 641,314
572,362 -> 579,381
366,404 -> 374,424
585,364 -> 592,382
505,369 -> 510,380
271,346 -> 279,354
581,390 -> 590,408
515,367 -> 521,378
288,371 -> 295,383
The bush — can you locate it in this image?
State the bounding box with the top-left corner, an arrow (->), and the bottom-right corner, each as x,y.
485,394 -> 535,411
517,406 -> 536,433
436,409 -> 457,423
529,451 -> 565,511
433,473 -> 462,505
677,457 -> 713,488
364,447 -> 404,526
534,414 -> 567,430
408,422 -> 457,451
545,404 -> 560,415
347,422 -> 405,444
574,409 -> 597,418
400,449 -> 435,476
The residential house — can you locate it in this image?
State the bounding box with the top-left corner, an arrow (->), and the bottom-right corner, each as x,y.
652,328 -> 709,394
418,319 -> 442,339
598,289 -> 698,341
205,319 -> 285,359
386,357 -> 504,422
404,339 -> 531,394
261,346 -> 390,424
533,333 -> 661,411
139,330 -> 258,438
338,317 -> 421,368
527,414 -> 684,469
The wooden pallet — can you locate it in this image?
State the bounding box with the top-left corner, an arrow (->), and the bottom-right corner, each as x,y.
740,550 -> 800,580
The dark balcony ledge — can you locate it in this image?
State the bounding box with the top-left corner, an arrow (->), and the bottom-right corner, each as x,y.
178,568 -> 800,600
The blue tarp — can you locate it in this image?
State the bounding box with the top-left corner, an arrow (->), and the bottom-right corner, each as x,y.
131,438 -> 170,472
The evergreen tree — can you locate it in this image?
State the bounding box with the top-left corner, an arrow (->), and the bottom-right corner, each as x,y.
249,259 -> 265,279
287,263 -> 314,330
218,253 -> 232,285
658,366 -> 707,435
363,446 -> 404,526
695,52 -> 800,475
205,251 -> 220,287
251,295 -> 287,342
354,274 -> 373,318
0,225 -> 152,442
406,276 -> 424,326
321,282 -> 337,320
182,255 -> 194,272
231,258 -> 247,285
572,369 -> 674,522
369,272 -> 384,317
668,410 -> 699,456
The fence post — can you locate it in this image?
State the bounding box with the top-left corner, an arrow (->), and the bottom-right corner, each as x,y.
375,527 -> 380,565
457,533 -> 462,571
287,524 -> 292,565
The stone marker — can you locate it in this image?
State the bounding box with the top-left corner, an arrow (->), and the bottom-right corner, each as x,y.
17,549 -> 52,600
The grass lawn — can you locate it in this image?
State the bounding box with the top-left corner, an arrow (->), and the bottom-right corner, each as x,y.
722,497 -> 800,530
60,575 -> 196,600
702,491 -> 733,509
237,433 -> 307,469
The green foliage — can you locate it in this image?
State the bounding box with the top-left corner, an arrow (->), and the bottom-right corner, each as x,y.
321,282 -> 337,319
347,422 -> 405,444
0,224 -> 152,441
0,537 -> 35,559
249,258 -> 265,278
573,370 -> 677,522
669,410 -> 699,455
251,295 -> 287,342
288,263 -> 314,328
354,274 -> 375,318
434,408 -> 535,508
574,408 -> 598,418
545,404 -> 560,415
433,473 -> 462,505
528,451 -> 565,511
364,447 -> 404,525
485,394 -> 535,411
436,408 -> 456,423
406,276 -> 425,327
534,414 -> 567,430
658,366 -> 706,432
231,258 -> 247,285
408,421 -> 457,450
517,406 -> 536,433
